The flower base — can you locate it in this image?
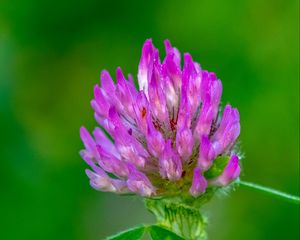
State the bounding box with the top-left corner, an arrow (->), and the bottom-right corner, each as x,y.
145,192 -> 214,240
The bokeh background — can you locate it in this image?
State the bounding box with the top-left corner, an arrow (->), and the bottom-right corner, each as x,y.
0,0 -> 299,239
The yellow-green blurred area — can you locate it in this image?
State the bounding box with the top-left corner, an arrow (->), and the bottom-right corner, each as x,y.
0,0 -> 299,239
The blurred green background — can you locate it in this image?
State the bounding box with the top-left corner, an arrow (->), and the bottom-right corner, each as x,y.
0,0 -> 299,239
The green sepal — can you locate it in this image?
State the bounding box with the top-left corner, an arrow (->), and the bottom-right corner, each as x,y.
204,155 -> 230,179
145,198 -> 207,240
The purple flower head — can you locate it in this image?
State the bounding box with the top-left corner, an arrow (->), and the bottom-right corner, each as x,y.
80,39 -> 241,198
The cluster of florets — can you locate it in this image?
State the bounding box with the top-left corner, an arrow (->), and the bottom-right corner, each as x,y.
80,39 -> 241,198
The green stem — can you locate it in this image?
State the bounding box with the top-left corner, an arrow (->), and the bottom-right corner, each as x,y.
239,180 -> 300,204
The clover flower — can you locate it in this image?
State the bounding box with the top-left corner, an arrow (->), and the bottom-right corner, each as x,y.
80,39 -> 241,198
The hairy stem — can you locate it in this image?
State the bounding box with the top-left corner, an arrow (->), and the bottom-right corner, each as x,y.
239,180 -> 300,204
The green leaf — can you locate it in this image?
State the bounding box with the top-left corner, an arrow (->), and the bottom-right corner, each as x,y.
149,225 -> 184,240
106,225 -> 146,240
204,155 -> 230,179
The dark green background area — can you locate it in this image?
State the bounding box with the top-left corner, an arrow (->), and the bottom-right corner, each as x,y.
0,0 -> 299,239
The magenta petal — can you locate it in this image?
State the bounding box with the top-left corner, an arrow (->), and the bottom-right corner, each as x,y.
194,94 -> 214,140
100,70 -> 120,109
200,71 -> 209,100
86,169 -> 117,192
176,115 -> 194,160
101,70 -> 115,93
115,67 -> 136,118
96,145 -> 129,177
100,70 -> 117,105
182,53 -> 202,113
163,40 -> 182,91
133,91 -> 150,135
212,105 -> 240,155
126,164 -> 155,197
198,135 -> 216,170
164,40 -> 181,67
82,152 -> 128,193
161,71 -> 179,121
86,169 -> 128,193
211,79 -> 222,113
92,128 -> 120,158
164,54 -> 181,89
107,106 -> 124,132
212,155 -> 241,186
127,73 -> 135,86
159,140 -> 182,181
92,85 -> 110,117
113,129 -> 148,168
146,117 -> 165,157
177,74 -> 190,127
138,39 -> 156,97
107,111 -> 149,168
177,54 -> 202,127
80,126 -> 98,158
80,150 -> 97,169
148,63 -> 169,124
189,167 -> 208,197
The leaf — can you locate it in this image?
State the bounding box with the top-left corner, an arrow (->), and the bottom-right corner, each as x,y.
204,155 -> 230,179
149,225 -> 184,240
106,225 -> 146,240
